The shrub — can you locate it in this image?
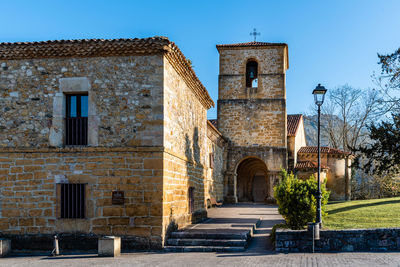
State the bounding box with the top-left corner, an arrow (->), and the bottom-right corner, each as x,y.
273,169 -> 330,229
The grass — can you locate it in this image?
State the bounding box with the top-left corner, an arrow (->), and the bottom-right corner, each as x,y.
323,197 -> 400,229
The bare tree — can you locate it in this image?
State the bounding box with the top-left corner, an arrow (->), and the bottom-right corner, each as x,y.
308,85 -> 387,152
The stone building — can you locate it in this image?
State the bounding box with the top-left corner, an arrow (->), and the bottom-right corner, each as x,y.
0,37 -> 350,250
0,37 -> 222,250
215,41 -> 289,203
287,114 -> 352,200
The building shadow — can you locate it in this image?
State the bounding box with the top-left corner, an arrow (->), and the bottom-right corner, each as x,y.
185,127 -> 205,224
328,199 -> 400,215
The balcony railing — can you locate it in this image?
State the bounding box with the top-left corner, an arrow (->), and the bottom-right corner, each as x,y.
65,117 -> 88,146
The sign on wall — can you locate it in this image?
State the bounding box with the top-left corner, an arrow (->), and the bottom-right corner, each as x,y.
112,191 -> 125,205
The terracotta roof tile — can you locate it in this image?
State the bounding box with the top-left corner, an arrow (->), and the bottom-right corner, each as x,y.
216,41 -> 287,49
0,37 -> 170,59
298,146 -> 351,155
0,36 -> 214,109
295,161 -> 329,170
287,114 -> 302,136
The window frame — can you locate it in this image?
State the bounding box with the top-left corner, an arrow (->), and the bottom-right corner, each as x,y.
65,93 -> 89,146
59,183 -> 86,219
245,60 -> 259,88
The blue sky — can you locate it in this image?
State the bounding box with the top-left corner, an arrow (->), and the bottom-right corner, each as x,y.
1,0 -> 400,118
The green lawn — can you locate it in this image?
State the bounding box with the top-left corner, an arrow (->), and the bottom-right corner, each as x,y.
323,197 -> 400,229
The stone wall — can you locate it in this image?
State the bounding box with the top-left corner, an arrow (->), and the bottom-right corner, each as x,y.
276,228 -> 400,252
217,46 -> 287,148
217,99 -> 286,147
162,59 -> 209,241
218,47 -> 287,100
205,122 -> 227,203
0,147 -> 164,250
0,55 -> 164,148
216,45 -> 288,203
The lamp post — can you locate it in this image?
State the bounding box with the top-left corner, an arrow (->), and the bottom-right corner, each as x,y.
312,84 -> 327,226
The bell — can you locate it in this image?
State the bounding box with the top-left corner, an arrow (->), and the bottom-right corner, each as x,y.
249,71 -> 255,79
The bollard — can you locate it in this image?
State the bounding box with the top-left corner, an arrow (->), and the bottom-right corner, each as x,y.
308,222 -> 320,253
52,235 -> 59,256
314,223 -> 320,240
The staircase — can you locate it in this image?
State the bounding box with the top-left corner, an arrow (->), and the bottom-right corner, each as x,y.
164,218 -> 260,252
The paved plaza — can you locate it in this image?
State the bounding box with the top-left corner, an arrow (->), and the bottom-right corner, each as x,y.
3,251 -> 400,267
2,204 -> 400,266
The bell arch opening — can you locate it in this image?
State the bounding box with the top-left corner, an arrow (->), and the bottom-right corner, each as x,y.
246,60 -> 258,88
236,157 -> 269,202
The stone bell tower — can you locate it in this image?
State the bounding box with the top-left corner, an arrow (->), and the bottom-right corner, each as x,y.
216,41 -> 289,203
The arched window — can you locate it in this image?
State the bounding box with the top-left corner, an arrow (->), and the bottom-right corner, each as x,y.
246,61 -> 258,88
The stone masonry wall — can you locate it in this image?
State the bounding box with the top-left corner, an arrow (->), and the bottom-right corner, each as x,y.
217,46 -> 287,148
205,123 -> 227,203
162,59 -> 209,241
218,47 -> 286,100
217,99 -> 286,147
0,148 -> 164,250
0,55 -> 164,148
276,228 -> 400,252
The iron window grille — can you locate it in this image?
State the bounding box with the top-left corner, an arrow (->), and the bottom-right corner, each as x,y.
65,94 -> 88,146
60,183 -> 86,219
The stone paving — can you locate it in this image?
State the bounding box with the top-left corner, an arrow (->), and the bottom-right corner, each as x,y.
3,250 -> 400,266
185,203 -> 283,239
2,204 -> 400,266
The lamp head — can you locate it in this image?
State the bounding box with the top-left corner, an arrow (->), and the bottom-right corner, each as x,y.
312,84 -> 327,106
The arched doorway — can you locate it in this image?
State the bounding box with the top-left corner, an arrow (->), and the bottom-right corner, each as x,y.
236,157 -> 269,202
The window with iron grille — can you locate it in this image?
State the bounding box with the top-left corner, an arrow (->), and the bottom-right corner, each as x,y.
60,183 -> 86,219
65,94 -> 88,146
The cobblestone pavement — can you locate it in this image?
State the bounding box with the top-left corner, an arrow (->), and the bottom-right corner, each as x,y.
3,252 -> 400,267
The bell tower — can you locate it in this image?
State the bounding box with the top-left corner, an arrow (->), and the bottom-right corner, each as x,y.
216,41 -> 289,203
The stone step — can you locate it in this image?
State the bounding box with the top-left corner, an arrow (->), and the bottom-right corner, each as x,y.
166,238 -> 248,247
169,231 -> 250,240
164,245 -> 246,253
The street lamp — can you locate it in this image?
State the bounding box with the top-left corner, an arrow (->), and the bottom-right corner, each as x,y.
312,84 -> 327,226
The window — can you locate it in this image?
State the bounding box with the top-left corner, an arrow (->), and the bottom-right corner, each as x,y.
65,94 -> 88,145
60,183 -> 86,219
246,61 -> 258,88
188,187 -> 195,214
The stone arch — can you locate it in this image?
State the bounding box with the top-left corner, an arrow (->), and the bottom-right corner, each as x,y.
235,156 -> 269,202
245,59 -> 259,88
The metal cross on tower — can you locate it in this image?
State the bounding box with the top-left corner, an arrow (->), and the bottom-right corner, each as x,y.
250,28 -> 260,42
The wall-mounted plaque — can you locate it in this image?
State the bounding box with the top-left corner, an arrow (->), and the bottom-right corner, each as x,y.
112,191 -> 124,205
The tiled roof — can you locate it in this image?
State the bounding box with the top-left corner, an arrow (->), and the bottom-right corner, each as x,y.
0,37 -> 214,109
295,161 -> 329,170
0,37 -> 170,59
208,119 -> 218,128
287,114 -> 302,136
216,41 -> 287,49
298,146 -> 351,155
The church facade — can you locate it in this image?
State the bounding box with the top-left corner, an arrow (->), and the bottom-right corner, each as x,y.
0,37 -> 351,250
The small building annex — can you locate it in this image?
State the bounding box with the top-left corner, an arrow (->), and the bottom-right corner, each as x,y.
287,114 -> 352,200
